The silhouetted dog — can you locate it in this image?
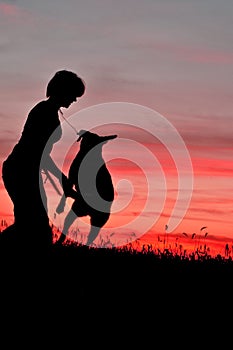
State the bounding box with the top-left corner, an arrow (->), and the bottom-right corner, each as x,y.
56,129 -> 117,246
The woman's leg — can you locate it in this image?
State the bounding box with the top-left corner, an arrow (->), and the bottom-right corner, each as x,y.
2,162 -> 53,249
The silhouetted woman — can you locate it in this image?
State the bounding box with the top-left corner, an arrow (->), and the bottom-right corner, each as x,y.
1,70 -> 86,250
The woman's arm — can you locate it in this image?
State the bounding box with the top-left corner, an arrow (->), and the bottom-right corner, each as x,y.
43,154 -> 63,180
42,154 -> 77,198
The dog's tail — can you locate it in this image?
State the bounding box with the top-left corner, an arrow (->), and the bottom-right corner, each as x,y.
56,194 -> 66,214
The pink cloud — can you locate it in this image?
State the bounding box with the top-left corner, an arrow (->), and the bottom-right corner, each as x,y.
0,2 -> 21,17
132,38 -> 233,65
154,41 -> 233,64
0,2 -> 34,23
192,157 -> 233,177
178,47 -> 233,64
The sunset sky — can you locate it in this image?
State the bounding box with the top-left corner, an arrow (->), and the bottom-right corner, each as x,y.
0,0 -> 233,251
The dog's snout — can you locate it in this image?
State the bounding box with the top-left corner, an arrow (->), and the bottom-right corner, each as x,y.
101,134 -> 118,142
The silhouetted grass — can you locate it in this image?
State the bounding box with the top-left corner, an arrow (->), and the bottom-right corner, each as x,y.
1,230 -> 230,347
0,232 -> 233,336
1,228 -> 233,299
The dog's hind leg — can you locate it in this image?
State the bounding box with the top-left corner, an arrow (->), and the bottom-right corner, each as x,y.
86,226 -> 101,246
86,213 -> 110,246
56,209 -> 77,244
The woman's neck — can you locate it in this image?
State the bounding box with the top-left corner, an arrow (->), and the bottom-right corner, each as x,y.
47,96 -> 61,110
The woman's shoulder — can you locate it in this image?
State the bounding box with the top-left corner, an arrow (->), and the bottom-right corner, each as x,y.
27,100 -> 59,124
28,100 -> 49,115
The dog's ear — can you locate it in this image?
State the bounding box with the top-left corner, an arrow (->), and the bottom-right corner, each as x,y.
77,129 -> 88,142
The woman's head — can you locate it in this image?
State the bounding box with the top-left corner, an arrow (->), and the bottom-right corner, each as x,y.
46,70 -> 86,107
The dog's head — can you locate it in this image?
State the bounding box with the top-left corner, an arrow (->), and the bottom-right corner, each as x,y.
77,130 -> 117,152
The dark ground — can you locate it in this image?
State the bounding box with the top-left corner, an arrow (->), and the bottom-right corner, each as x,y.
1,237 -> 233,300
0,235 -> 232,344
